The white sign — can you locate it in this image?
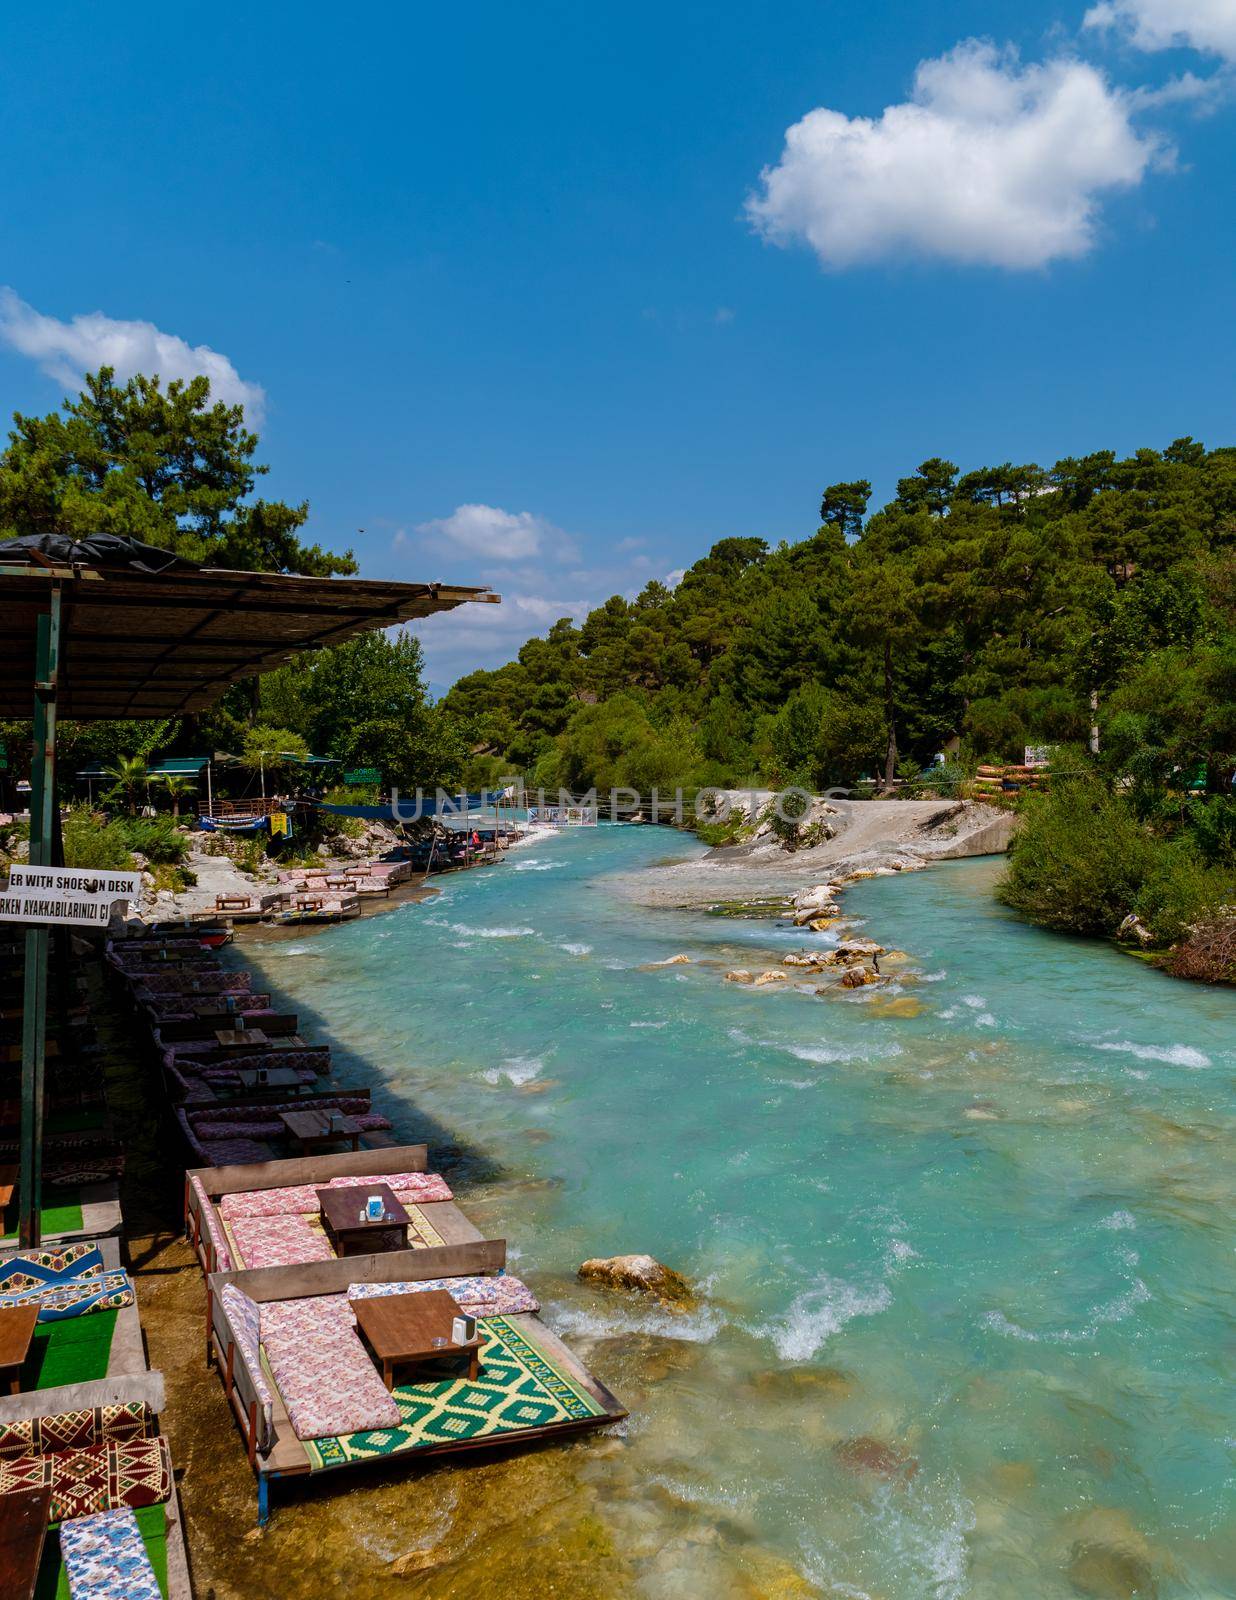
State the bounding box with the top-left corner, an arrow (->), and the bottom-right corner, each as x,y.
1024,746 -> 1054,769
0,890 -> 125,926
7,866 -> 141,901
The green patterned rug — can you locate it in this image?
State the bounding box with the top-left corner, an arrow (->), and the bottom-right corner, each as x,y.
303,1316 -> 606,1470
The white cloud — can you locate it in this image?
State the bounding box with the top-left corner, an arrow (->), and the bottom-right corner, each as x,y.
412,590 -> 597,685
1085,0 -> 1236,61
746,40 -> 1162,269
414,503 -> 570,562
0,288 -> 265,419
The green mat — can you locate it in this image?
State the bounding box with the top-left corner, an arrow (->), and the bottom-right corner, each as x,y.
303,1315 -> 606,1470
26,1309 -> 118,1390
1,1201 -> 85,1241
35,1502 -> 169,1599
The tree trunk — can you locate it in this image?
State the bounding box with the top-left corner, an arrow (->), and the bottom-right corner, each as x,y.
1089,688 -> 1100,755
883,639 -> 898,791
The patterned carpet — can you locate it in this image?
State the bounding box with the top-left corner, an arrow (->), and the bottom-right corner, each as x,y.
303,1317 -> 606,1470
223,1202 -> 444,1268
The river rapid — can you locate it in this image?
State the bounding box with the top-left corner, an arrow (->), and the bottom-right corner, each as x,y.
242,824 -> 1236,1599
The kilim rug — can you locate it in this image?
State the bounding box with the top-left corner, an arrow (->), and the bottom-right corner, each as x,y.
303,1317 -> 605,1470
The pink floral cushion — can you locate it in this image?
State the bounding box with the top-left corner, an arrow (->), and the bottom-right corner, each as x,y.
219,1185 -> 322,1220
220,1171 -> 452,1220
329,1172 -> 452,1204
220,1285 -> 273,1445
230,1216 -> 334,1270
260,1296 -> 400,1441
346,1274 -> 539,1318
190,1176 -> 232,1271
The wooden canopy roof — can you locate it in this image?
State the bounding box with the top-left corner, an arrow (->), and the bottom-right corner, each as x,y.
0,561 -> 498,719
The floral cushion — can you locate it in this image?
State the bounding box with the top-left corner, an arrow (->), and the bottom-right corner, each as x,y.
0,1244 -> 105,1295
0,1269 -> 134,1322
196,1137 -> 272,1167
0,1436 -> 172,1520
230,1215 -> 334,1270
260,1296 -> 400,1441
220,1284 -> 274,1445
346,1274 -> 539,1318
0,1404 -> 151,1463
190,1175 -> 232,1271
220,1171 -> 452,1219
329,1172 -> 453,1204
60,1505 -> 161,1600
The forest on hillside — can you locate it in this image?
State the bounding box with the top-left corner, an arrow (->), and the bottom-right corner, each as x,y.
445,444 -> 1236,800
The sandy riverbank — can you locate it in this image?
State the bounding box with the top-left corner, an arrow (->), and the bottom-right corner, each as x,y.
615,797 -> 1017,909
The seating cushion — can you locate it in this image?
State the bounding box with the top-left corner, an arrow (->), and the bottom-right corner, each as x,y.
189,1176 -> 232,1271
220,1170 -> 452,1220
60,1506 -> 162,1600
260,1296 -> 400,1441
346,1273 -> 539,1318
229,1215 -> 334,1270
0,1435 -> 172,1520
220,1284 -> 274,1447
0,1269 -> 134,1322
0,1403 -> 152,1463
0,1245 -> 105,1294
196,1137 -> 272,1166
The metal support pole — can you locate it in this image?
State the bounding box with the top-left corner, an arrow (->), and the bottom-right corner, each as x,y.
19,590 -> 61,1249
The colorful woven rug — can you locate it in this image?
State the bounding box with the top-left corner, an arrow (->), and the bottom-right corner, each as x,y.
302,1316 -> 605,1470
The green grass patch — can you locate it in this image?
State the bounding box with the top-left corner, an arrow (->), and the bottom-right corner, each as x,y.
26,1308 -> 118,1389
2,1200 -> 85,1242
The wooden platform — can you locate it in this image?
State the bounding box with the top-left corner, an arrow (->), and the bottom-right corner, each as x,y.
205,1252 -> 625,1523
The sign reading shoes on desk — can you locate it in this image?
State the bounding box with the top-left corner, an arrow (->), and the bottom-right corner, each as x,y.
0,864 -> 141,924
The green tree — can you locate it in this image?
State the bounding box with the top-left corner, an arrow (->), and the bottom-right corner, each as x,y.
0,367 -> 354,575
103,755 -> 148,816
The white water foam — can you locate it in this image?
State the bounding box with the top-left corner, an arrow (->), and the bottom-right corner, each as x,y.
1095,1040 -> 1211,1069
961,995 -> 986,1010
784,1042 -> 903,1066
559,942 -> 592,956
756,1277 -> 893,1361
630,1020 -> 668,1029
450,923 -> 536,939
982,1276 -> 1150,1344
514,860 -> 560,872
549,1296 -> 725,1345
1098,1209 -> 1137,1231
481,1055 -> 544,1086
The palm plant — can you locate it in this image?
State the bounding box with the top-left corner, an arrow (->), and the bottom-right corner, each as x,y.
158,772 -> 196,820
103,755 -> 148,816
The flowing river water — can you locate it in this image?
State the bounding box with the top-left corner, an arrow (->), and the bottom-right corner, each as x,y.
241,825 -> 1236,1599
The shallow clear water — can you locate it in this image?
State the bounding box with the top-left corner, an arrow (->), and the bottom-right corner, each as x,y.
245,827 -> 1236,1598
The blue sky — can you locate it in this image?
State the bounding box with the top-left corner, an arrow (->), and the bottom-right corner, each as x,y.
1,0 -> 1233,688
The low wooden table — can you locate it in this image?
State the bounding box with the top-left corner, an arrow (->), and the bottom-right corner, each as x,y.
0,1306 -> 38,1395
213,1027 -> 268,1049
349,1289 -> 482,1389
279,1108 -> 362,1155
316,1182 -> 409,1256
0,1486 -> 52,1599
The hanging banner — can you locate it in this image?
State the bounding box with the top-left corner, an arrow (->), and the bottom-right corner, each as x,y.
7,866 -> 142,901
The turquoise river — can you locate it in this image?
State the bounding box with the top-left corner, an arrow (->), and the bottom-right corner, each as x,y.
243,825 -> 1236,1599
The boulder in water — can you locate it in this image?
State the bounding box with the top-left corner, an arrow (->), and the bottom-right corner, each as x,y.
1117,914 -> 1155,948
646,953 -> 691,967
839,966 -> 880,988
833,1435 -> 918,1481
578,1253 -> 695,1308
753,970 -> 789,986
1066,1542 -> 1158,1599
725,969 -> 753,984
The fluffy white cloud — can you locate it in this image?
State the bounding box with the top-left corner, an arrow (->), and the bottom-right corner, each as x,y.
746,41 -> 1161,269
412,590 -> 597,686
415,503 -> 568,562
0,288 -> 265,417
1085,0 -> 1236,60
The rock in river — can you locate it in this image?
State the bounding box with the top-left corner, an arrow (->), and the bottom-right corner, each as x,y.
578,1254 -> 695,1308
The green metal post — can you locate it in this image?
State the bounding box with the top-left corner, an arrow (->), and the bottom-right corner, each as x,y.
18,590 -> 61,1250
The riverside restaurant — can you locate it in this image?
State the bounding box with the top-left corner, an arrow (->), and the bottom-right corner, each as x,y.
0,534 -> 622,1588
